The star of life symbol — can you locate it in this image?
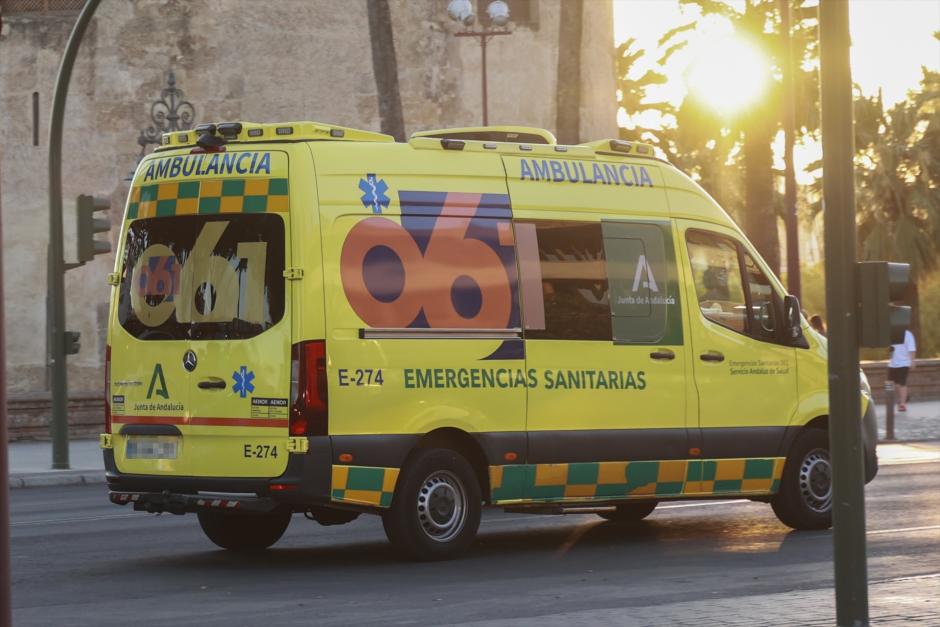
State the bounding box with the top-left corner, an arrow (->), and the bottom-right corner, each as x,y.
232,366 -> 255,399
359,174 -> 390,214
632,254 -> 659,292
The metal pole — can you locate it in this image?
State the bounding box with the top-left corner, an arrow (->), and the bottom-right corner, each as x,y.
884,381 -> 895,441
1,123 -> 13,627
819,1 -> 870,625
481,34 -> 489,126
47,0 -> 101,469
780,0 -> 801,300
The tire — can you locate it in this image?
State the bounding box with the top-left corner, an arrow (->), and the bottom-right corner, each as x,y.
597,500 -> 658,523
771,428 -> 833,530
382,448 -> 482,561
197,507 -> 292,551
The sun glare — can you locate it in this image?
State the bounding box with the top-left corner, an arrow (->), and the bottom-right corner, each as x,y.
687,36 -> 771,116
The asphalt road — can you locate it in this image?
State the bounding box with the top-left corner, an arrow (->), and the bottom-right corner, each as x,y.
9,462 -> 940,626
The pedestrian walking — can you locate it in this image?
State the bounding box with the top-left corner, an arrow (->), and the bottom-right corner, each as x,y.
888,329 -> 917,411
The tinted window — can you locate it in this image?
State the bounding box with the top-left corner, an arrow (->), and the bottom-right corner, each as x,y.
744,252 -> 779,341
118,214 -> 285,341
516,221 -> 611,341
603,221 -> 683,345
686,230 -> 747,333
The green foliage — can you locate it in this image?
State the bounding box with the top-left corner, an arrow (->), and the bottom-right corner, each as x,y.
917,269 -> 940,358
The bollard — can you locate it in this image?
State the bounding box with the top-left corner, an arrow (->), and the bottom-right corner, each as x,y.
884,381 -> 895,441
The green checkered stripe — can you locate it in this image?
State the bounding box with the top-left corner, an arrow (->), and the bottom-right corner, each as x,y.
127,178 -> 289,219
331,465 -> 400,508
489,457 -> 784,504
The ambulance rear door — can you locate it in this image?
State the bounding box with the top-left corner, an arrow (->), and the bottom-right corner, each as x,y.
111,147 -> 293,479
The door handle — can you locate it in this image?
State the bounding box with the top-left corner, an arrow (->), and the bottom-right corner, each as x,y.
197,379 -> 227,390
649,349 -> 676,361
699,351 -> 725,363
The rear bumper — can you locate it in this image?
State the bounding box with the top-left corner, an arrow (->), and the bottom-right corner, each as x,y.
110,490 -> 280,514
105,436 -> 333,508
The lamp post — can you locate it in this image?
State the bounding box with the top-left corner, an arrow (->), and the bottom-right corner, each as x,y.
447,0 -> 512,126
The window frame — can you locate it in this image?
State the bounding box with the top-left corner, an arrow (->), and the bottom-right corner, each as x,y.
685,228 -> 789,347
516,219 -> 612,342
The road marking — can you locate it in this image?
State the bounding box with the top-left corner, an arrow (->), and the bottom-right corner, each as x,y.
658,500 -> 748,510
868,524 -> 940,536
11,513 -> 140,527
872,572 -> 940,584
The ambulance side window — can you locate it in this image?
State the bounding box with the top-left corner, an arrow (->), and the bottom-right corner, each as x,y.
601,221 -> 683,345
743,251 -> 780,341
686,230 -> 785,344
686,230 -> 748,334
515,221 -> 612,341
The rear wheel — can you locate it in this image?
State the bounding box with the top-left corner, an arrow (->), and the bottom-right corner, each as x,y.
771,428 -> 832,530
382,448 -> 482,561
197,507 -> 292,551
597,500 -> 658,523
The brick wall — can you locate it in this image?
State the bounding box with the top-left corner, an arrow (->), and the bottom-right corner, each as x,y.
861,359 -> 940,404
7,391 -> 103,441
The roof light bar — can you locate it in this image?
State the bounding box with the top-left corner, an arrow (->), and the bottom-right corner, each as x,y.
194,123 -> 216,135
609,139 -> 633,153
217,122 -> 243,138
441,138 -> 465,151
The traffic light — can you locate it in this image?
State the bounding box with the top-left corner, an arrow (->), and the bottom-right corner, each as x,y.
857,261 -> 912,347
76,194 -> 111,264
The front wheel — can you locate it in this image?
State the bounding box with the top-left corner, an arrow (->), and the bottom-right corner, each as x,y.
197,507 -> 292,551
597,500 -> 658,523
771,428 -> 832,530
382,448 -> 482,561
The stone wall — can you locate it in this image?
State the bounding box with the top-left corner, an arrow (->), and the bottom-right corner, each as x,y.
0,0 -> 619,398
861,359 -> 940,404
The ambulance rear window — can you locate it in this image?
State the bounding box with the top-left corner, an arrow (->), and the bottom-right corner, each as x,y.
117,214 -> 285,341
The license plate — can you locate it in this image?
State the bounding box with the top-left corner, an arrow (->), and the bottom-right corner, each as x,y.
126,436 -> 178,460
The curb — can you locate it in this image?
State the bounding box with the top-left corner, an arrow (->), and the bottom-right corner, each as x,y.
8,470 -> 106,489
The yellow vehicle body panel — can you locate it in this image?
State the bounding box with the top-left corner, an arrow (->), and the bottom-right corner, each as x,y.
105,122 -> 866,513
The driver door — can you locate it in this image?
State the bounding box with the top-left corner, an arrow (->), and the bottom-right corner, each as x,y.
678,222 -> 798,462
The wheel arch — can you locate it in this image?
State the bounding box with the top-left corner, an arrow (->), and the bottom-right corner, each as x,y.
779,415 -> 828,459
404,428 -> 491,503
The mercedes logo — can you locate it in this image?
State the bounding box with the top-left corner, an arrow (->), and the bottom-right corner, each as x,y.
183,350 -> 198,372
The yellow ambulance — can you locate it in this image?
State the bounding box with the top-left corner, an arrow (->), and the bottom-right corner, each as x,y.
103,121 -> 878,560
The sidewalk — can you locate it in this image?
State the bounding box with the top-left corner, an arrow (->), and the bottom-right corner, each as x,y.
6,438 -> 104,489
6,399 -> 940,489
460,573 -> 940,626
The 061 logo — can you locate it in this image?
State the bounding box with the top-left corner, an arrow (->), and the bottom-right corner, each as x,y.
340,191 -> 519,329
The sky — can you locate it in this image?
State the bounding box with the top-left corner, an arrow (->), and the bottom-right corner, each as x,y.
612,0 -> 940,182
613,0 -> 940,111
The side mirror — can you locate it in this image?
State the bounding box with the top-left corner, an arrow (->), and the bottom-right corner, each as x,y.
783,295 -> 807,346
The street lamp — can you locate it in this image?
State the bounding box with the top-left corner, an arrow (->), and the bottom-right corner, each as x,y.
447,0 -> 512,126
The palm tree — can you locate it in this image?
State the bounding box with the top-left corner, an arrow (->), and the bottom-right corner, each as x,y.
636,0 -> 821,275
853,70 -> 940,336
367,0 -> 406,141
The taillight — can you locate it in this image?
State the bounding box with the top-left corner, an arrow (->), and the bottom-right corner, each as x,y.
104,345 -> 112,434
290,340 -> 328,436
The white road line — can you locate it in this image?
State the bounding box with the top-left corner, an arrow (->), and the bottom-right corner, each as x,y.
11,513 -> 140,527
868,524 -> 940,536
872,572 -> 940,584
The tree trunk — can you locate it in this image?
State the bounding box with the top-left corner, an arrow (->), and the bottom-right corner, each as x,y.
555,0 -> 583,144
742,111 -> 781,274
366,0 -> 405,141
739,0 -> 780,274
